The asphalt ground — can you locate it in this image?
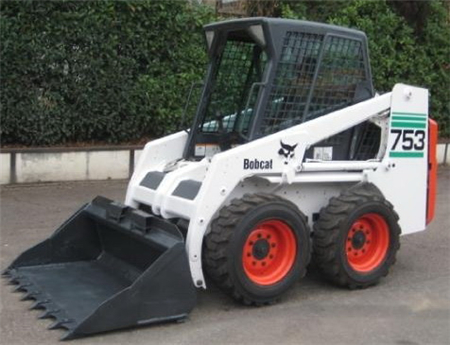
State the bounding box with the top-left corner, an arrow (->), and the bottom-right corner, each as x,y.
1,168 -> 449,345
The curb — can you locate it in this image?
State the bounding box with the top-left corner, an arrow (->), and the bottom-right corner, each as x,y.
1,145 -> 143,185
1,143 -> 449,185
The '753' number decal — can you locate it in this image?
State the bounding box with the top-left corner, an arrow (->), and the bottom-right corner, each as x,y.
391,129 -> 425,151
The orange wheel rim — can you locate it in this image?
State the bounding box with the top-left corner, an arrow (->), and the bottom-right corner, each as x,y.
346,213 -> 390,273
242,220 -> 297,285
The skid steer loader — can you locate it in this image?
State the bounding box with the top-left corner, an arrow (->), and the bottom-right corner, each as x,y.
4,17 -> 438,339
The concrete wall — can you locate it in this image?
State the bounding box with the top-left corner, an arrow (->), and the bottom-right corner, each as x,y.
14,150 -> 130,183
0,143 -> 449,185
437,143 -> 449,166
0,153 -> 11,184
1,147 -> 139,185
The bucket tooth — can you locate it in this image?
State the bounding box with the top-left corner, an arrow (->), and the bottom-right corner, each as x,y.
13,282 -> 31,292
29,299 -> 50,310
38,311 -> 50,320
20,293 -> 32,301
9,275 -> 24,285
21,291 -> 40,301
38,309 -> 60,319
61,328 -> 79,341
48,318 -> 73,330
61,332 -> 74,341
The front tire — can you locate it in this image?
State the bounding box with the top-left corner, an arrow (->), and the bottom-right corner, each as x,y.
203,193 -> 311,305
312,183 -> 401,288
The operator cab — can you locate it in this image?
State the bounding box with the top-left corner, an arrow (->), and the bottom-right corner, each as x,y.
184,18 -> 377,161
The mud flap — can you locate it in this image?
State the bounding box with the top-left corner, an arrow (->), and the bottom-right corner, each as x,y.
3,196 -> 197,340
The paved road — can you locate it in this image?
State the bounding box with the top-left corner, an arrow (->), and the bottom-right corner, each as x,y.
1,169 -> 449,345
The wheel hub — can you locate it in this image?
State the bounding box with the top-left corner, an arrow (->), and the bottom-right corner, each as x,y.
242,220 -> 297,285
351,231 -> 366,249
346,214 -> 390,273
252,239 -> 270,260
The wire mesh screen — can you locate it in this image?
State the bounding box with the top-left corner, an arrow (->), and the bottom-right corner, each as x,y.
260,32 -> 368,136
306,36 -> 366,121
352,122 -> 381,160
201,40 -> 267,134
260,32 -> 324,134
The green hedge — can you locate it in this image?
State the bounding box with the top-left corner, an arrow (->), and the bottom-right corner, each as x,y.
1,0 -> 448,146
0,0 -> 214,146
282,0 -> 450,137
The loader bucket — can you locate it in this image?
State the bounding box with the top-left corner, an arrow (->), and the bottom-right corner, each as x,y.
3,196 -> 196,340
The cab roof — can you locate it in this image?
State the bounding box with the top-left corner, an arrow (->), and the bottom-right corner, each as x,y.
203,17 -> 367,42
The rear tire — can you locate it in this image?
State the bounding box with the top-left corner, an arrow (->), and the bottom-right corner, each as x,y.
312,183 -> 400,288
203,193 -> 310,305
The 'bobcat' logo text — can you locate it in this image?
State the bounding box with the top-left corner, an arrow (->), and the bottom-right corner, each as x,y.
243,159 -> 273,170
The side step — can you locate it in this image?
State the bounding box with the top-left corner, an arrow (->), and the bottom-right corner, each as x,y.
3,196 -> 197,340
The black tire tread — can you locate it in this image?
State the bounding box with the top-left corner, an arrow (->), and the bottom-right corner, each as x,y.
203,193 -> 309,306
312,183 -> 401,289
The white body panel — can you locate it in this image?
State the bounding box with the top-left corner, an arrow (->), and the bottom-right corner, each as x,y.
125,84 -> 430,288
125,131 -> 188,207
365,85 -> 429,234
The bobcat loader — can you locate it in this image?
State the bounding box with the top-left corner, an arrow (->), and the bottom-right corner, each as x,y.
4,17 -> 438,339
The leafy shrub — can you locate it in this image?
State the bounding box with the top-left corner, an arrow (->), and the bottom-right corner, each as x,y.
0,0 -> 215,146
1,0 -> 448,146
